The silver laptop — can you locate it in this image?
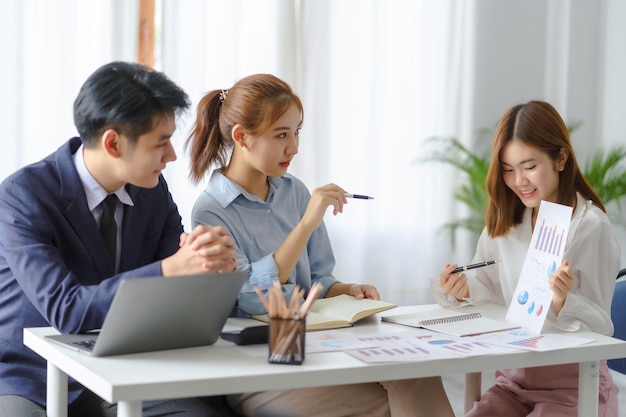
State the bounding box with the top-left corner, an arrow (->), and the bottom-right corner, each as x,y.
45,271 -> 246,357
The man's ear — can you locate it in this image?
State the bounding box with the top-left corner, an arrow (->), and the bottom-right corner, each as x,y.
101,129 -> 122,158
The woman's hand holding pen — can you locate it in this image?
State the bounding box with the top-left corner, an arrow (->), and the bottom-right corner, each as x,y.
439,264 -> 470,301
549,259 -> 573,315
301,184 -> 348,230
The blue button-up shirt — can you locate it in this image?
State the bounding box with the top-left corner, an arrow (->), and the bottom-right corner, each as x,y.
192,171 -> 339,315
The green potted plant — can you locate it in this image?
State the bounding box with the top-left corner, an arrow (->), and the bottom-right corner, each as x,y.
583,146 -> 626,221
419,126 -> 626,245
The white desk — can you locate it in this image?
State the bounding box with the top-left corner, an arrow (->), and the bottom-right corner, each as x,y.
24,310 -> 626,417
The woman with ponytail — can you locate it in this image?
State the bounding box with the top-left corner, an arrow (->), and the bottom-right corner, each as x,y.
187,74 -> 455,417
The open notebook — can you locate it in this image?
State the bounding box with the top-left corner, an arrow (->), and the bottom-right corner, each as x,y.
46,271 -> 247,356
252,294 -> 397,331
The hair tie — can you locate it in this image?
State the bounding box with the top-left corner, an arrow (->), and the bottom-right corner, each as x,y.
219,89 -> 229,103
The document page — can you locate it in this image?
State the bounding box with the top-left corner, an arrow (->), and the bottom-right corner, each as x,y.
506,201 -> 573,333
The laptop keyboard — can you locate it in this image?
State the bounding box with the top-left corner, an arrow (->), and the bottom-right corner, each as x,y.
72,338 -> 96,351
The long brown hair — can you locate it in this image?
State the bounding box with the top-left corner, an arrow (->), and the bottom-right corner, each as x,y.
186,74 -> 303,184
485,100 -> 604,237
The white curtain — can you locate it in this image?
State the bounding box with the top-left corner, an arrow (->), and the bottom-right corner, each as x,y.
295,1 -> 472,303
2,0 -> 623,304
0,0 -> 137,181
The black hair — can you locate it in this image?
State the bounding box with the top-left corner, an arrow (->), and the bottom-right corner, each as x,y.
73,61 -> 190,147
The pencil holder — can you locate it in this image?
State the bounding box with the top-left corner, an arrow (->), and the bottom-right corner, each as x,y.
268,317 -> 306,365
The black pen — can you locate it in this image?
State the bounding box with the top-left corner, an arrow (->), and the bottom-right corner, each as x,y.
450,259 -> 501,274
345,193 -> 375,200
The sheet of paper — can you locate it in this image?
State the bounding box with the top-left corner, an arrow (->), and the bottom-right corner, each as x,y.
345,337 -> 461,363
345,329 -> 520,363
506,201 -> 573,333
472,328 -> 595,351
305,330 -> 380,353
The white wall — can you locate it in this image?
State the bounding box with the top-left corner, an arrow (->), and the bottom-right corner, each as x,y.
461,0 -> 626,269
601,0 -> 626,267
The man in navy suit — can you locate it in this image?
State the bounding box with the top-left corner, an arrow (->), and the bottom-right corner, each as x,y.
0,62 -> 237,416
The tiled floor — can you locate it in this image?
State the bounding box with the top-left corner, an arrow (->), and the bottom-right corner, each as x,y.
442,371 -> 626,416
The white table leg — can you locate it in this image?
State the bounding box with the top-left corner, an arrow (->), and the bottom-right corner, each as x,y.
464,372 -> 482,413
578,360 -> 599,417
47,362 -> 68,417
117,400 -> 142,417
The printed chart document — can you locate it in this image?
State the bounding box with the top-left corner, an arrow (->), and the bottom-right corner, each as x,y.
506,201 -> 573,333
252,294 -> 397,331
473,327 -> 595,352
305,330 -> 380,353
345,329 -> 522,363
381,304 -> 519,337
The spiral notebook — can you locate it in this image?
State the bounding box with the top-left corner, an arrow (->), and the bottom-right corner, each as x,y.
381,305 -> 520,337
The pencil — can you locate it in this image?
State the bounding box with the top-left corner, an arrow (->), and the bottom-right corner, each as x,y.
254,286 -> 271,313
450,259 -> 501,274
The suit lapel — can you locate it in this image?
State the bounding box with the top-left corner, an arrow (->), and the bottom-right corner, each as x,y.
57,138 -> 114,278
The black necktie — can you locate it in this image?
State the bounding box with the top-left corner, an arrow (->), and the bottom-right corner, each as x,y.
100,194 -> 118,265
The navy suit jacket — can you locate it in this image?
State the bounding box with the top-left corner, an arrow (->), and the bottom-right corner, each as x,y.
0,137 -> 183,405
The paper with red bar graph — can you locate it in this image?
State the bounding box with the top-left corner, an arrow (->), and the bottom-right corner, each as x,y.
506,201 -> 573,333
473,327 -> 594,352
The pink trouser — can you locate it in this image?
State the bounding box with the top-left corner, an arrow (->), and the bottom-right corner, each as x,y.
227,376 -> 455,417
466,361 -> 618,417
